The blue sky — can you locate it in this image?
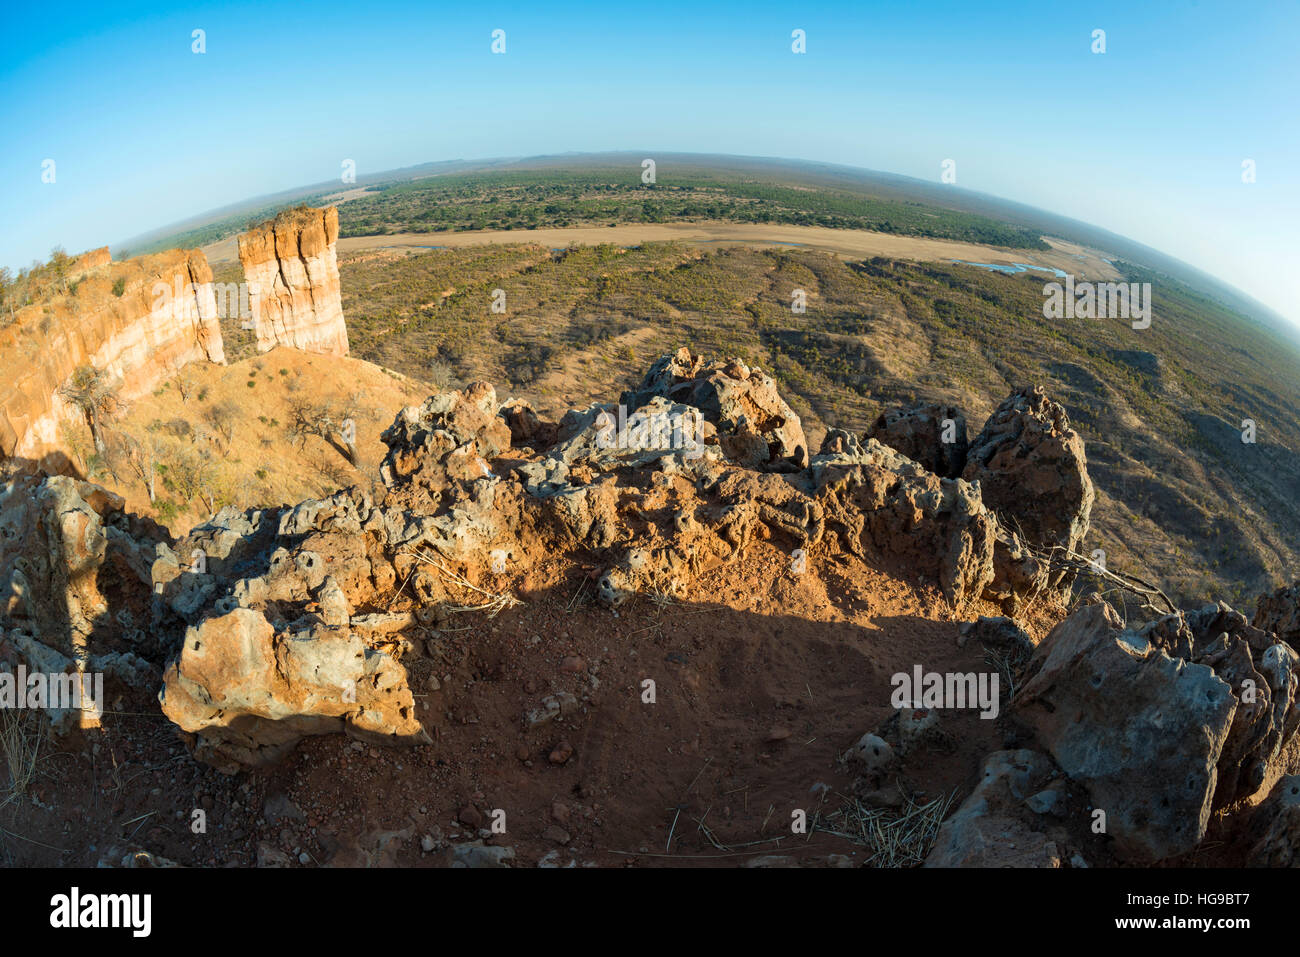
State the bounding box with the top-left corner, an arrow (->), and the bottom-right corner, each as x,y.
2,0 -> 1296,322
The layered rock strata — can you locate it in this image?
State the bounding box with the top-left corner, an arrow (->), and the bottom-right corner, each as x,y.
0,249 -> 224,470
236,206 -> 348,357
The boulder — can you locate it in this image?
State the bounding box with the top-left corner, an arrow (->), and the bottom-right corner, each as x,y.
1014,602 -> 1238,861
868,403 -> 968,478
963,386 -> 1094,597
159,607 -> 429,773
1255,581 -> 1300,645
621,348 -> 808,469
925,750 -> 1065,868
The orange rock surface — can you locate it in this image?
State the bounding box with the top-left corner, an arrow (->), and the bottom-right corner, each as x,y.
237,206 -> 349,357
0,249 -> 225,470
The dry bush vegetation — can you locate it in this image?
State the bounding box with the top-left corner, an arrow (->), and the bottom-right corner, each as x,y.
338,240 -> 1300,609
72,347 -> 425,535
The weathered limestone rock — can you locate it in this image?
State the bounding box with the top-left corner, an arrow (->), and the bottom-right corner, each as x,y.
0,474 -> 165,659
0,474 -> 168,734
1014,602 -> 1239,861
0,249 -> 224,469
237,206 -> 348,357
962,386 -> 1094,611
159,606 -> 428,773
811,439 -> 997,606
925,750 -> 1065,868
0,349 -> 1109,774
622,348 -> 808,469
1255,581 -> 1300,645
868,403 -> 969,478
1247,774 -> 1300,866
1149,601 -> 1300,808
380,382 -> 511,490
963,386 -> 1094,560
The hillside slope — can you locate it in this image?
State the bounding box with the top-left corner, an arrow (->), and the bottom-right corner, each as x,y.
336,241 -> 1300,609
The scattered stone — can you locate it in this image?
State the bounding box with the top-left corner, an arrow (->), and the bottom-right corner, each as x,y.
542,825 -> 571,845
549,740 -> 575,765
458,805 -> 484,829
848,733 -> 895,776
451,842 -> 515,868
256,842 -> 292,868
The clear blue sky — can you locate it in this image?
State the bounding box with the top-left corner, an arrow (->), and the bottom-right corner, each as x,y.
2,0 -> 1296,322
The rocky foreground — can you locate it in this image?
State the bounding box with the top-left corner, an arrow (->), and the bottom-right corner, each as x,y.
2,347 -> 1299,866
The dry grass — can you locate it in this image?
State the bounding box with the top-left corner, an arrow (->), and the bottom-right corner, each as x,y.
814,789 -> 957,867
98,347 -> 427,535
0,709 -> 45,813
401,547 -> 523,618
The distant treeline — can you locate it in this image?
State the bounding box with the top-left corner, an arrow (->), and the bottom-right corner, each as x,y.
337,169 -> 1049,249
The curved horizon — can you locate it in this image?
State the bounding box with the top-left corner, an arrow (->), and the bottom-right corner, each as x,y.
2,0 -> 1296,325
108,148 -> 1292,332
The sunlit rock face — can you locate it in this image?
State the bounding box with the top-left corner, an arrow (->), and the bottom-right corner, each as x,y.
0,248 -> 224,471
237,206 -> 349,358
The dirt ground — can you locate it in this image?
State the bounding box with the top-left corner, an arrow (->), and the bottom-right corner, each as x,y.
0,536 -> 1081,868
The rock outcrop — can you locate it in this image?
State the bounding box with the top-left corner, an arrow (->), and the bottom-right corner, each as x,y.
1256,581 -> 1300,645
0,349 -> 1156,779
1014,598 -> 1299,861
621,348 -> 807,470
160,605 -> 427,772
0,250 -> 224,470
868,403 -> 968,479
237,206 -> 348,357
925,750 -> 1072,868
72,247 -> 112,272
961,387 -> 1094,611
963,386 -> 1094,560
0,474 -> 168,732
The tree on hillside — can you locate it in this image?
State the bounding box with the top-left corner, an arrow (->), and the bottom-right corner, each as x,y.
172,367 -> 199,403
202,399 -> 240,452
285,396 -> 361,465
123,426 -> 164,503
59,365 -> 118,456
49,246 -> 70,294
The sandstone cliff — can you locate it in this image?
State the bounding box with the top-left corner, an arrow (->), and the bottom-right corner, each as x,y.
237,206 -> 349,357
0,249 -> 225,470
